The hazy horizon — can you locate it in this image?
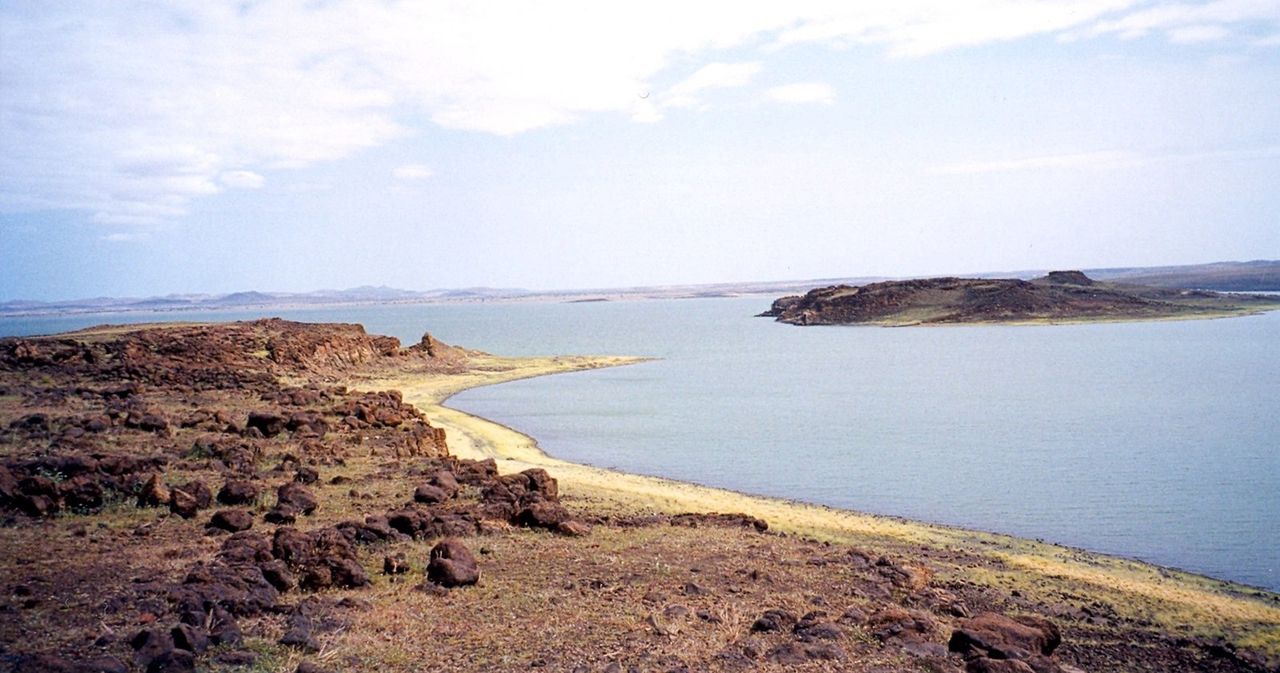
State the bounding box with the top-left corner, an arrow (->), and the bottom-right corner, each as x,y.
3,2 -> 1278,301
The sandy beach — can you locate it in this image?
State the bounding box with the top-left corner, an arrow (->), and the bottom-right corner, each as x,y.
351,353 -> 1280,657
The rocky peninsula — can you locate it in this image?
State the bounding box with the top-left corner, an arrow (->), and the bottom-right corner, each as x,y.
0,320 -> 1277,672
760,271 -> 1280,326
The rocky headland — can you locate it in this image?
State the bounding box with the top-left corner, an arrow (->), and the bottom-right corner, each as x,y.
0,320 -> 1277,672
759,271 -> 1280,326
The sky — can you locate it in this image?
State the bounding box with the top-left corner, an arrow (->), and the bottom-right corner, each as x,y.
1,1 -> 1278,301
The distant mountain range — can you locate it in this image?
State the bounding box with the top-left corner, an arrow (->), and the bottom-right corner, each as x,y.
1,260 -> 1275,318
0,285 -> 534,317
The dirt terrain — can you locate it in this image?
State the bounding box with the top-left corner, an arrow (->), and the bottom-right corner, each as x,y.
759,271 -> 1280,326
0,320 -> 1276,672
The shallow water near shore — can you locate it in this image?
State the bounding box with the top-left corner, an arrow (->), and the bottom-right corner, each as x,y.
4,297 -> 1278,591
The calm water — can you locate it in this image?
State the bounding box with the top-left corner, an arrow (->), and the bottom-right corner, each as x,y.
4,298 -> 1278,590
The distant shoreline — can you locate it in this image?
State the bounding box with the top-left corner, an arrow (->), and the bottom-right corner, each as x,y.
7,259 -> 1278,320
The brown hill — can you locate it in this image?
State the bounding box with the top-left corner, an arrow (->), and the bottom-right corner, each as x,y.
759,271 -> 1280,326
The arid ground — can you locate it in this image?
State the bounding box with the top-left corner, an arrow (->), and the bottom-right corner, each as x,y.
1,320 -> 1276,673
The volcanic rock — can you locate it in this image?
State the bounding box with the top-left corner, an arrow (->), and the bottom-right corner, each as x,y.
949,612 -> 1061,661
245,412 -> 287,437
276,482 -> 318,515
426,538 -> 479,588
217,480 -> 259,506
208,509 -> 254,533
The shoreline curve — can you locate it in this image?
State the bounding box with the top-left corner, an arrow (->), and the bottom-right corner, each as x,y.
350,352 -> 1280,655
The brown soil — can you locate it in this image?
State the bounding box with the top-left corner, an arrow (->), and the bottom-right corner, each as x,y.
0,320 -> 1275,673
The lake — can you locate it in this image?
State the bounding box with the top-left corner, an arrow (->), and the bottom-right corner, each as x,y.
4,297 -> 1278,591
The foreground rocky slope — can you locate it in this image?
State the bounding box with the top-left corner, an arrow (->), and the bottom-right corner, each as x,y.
760,271 -> 1280,325
0,320 -> 1275,672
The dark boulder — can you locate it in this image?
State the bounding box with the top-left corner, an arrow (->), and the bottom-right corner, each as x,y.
428,469 -> 459,497
516,501 -> 571,529
137,474 -> 170,508
271,526 -> 370,591
246,411 -> 287,437
170,623 -> 209,654
178,562 -> 279,617
130,628 -> 175,668
751,608 -> 797,633
58,475 -> 105,512
218,531 -> 273,565
521,468 -> 558,500
413,483 -> 448,504
145,649 -> 194,673
207,606 -> 243,646
949,612 -> 1061,661
169,488 -> 199,519
454,458 -> 498,485
178,480 -> 212,508
259,559 -> 296,592
264,504 -> 298,524
277,482 -> 318,515
279,610 -> 318,651
217,480 -> 259,506
426,538 -> 479,588
208,509 -> 255,533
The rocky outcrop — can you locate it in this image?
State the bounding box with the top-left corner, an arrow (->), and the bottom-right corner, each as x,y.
760,272 -> 1280,325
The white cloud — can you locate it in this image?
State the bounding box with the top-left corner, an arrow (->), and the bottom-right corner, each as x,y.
1085,0 -> 1280,41
392,164 -> 434,181
2,1 -> 1279,226
766,82 -> 835,105
221,170 -> 266,189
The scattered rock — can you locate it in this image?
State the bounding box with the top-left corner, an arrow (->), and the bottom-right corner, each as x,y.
949,612 -> 1061,661
426,538 -> 479,588
515,500 -> 570,529
129,628 -> 174,669
208,509 -> 254,533
279,610 -> 318,651
277,482 -> 318,515
246,412 -> 287,438
413,483 -> 448,504
170,623 -> 209,654
137,474 -> 170,508
217,480 -> 259,506
169,488 -> 199,519
751,608 -> 797,633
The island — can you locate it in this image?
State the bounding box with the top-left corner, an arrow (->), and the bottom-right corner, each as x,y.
759,271 -> 1280,326
1,320 -> 1276,672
